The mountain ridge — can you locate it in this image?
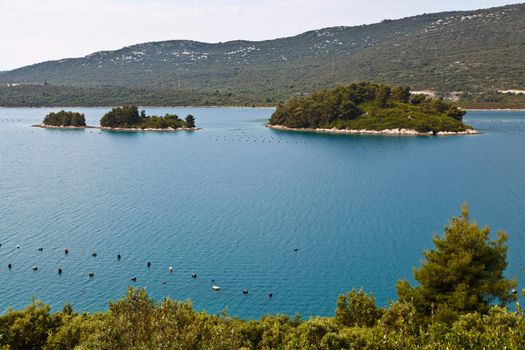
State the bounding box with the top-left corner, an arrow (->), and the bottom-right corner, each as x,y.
1,3 -> 524,107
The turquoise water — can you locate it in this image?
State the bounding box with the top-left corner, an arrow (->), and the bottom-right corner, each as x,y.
0,107 -> 524,318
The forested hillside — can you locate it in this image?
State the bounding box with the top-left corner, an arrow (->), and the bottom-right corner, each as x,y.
0,3 -> 524,107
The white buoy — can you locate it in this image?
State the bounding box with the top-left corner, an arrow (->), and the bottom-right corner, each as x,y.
168,266 -> 173,272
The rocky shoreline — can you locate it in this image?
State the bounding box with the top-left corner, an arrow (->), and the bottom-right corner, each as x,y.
32,124 -> 96,129
33,124 -> 200,132
99,126 -> 200,132
267,125 -> 480,136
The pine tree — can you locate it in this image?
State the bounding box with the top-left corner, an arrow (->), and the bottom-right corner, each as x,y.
397,204 -> 516,317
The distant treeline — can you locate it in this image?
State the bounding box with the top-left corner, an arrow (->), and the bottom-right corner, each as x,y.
1,85 -> 275,108
43,106 -> 197,129
0,205 -> 522,349
2,84 -> 525,109
270,82 -> 470,133
42,111 -> 86,127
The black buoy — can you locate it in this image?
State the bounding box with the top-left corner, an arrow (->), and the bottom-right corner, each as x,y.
191,273 -> 197,278
147,262 -> 151,267
293,248 -> 299,252
131,277 -> 137,282
89,272 -> 94,277
117,254 -> 121,260
92,252 -> 97,257
58,268 -> 62,274
7,263 -> 11,269
243,289 -> 249,295
64,248 -> 69,254
269,293 -> 273,298
38,247 -> 43,251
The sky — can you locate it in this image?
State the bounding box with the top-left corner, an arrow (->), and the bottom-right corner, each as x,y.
0,0 -> 519,70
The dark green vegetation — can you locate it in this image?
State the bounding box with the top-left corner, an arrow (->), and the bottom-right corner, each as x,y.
1,205 -> 523,349
0,3 -> 524,108
42,111 -> 86,127
100,106 -> 196,129
460,91 -> 525,109
269,82 -> 470,133
0,85 -> 264,107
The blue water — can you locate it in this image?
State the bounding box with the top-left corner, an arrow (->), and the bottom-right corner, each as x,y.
0,107 -> 524,318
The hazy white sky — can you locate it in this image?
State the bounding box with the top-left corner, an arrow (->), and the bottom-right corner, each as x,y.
0,0 -> 518,70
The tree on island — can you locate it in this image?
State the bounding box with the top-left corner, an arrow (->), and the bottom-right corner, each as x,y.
43,111 -> 86,127
397,204 -> 517,320
185,114 -> 195,128
100,106 -> 196,129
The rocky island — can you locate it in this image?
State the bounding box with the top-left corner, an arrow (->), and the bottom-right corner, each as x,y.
100,106 -> 198,131
34,106 -> 199,131
268,82 -> 479,136
37,110 -> 88,128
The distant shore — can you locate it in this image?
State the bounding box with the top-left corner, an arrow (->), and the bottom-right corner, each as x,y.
33,124 -> 201,132
267,125 -> 481,136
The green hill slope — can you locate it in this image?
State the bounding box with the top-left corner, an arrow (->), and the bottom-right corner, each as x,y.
0,3 -> 524,107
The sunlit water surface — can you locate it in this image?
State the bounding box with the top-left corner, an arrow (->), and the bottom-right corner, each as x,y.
0,107 -> 524,318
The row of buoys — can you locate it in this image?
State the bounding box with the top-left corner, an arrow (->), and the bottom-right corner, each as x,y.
6,245 -> 275,298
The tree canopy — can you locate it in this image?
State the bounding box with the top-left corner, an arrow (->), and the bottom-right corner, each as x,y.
397,204 -> 517,319
269,82 -> 470,133
100,105 -> 196,129
42,111 -> 86,127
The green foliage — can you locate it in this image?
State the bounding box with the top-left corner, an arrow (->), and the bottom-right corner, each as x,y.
185,114 -> 196,128
0,300 -> 60,350
397,204 -> 517,318
100,105 -> 196,129
43,111 -> 86,127
335,289 -> 382,327
270,82 -> 470,133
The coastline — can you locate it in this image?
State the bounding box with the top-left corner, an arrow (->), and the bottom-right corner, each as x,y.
99,126 -> 201,132
33,124 -> 201,132
32,124 -> 96,129
267,124 -> 481,136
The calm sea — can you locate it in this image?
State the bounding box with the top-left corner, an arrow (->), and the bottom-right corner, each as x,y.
0,107 -> 524,318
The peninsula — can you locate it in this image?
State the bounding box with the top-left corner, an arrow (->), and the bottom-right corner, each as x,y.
268,82 -> 479,136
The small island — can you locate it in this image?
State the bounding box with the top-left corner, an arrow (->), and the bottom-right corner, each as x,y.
34,106 -> 199,131
100,105 -> 198,131
268,82 -> 479,135
38,110 -> 87,128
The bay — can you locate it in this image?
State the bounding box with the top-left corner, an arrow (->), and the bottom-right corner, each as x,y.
0,107 -> 523,318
